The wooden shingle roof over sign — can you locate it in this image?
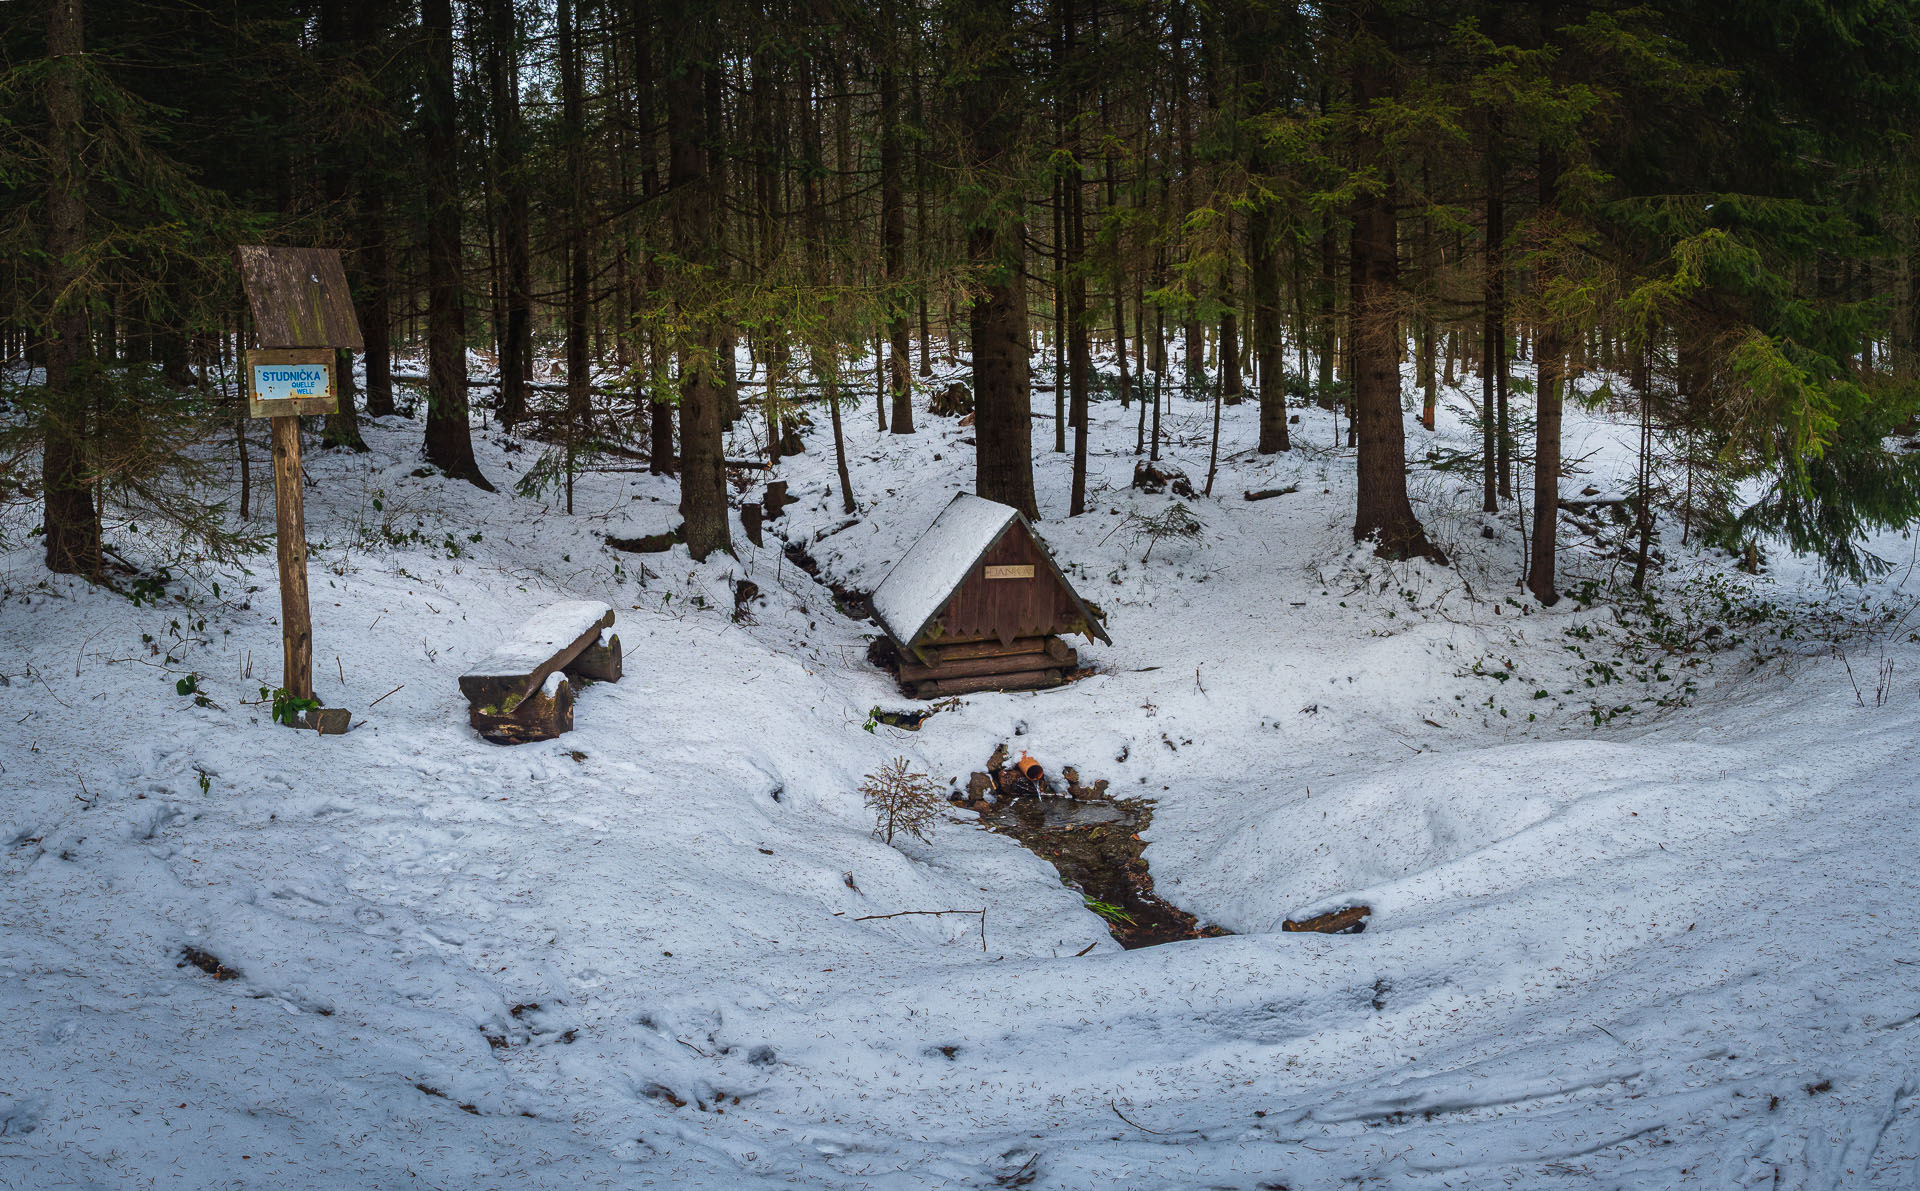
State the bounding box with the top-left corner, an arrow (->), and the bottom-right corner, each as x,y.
237,245 -> 364,350
871,493 -> 1110,660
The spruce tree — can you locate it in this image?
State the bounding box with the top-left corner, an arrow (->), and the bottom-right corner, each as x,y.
421,0 -> 491,490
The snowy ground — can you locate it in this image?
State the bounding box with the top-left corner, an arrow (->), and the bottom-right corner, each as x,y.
4,347 -> 1920,1189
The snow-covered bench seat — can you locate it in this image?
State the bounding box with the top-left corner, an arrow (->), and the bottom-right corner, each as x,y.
458,600 -> 621,743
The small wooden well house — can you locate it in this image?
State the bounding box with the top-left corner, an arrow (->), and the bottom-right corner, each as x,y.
871,493 -> 1109,698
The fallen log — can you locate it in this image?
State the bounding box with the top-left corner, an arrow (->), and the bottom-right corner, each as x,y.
607,530 -> 678,553
585,457 -> 769,472
1243,485 -> 1300,501
1281,905 -> 1370,935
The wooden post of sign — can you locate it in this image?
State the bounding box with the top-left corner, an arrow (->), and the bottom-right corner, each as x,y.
268,412 -> 349,734
271,415 -> 313,702
237,246 -> 364,736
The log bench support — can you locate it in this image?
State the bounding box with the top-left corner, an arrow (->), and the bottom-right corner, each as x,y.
563,630 -> 623,683
460,602 -> 621,744
469,672 -> 578,744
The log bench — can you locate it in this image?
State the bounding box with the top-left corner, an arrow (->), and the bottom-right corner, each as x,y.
459,600 -> 622,743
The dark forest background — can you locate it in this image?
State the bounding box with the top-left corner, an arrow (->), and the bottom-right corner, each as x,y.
8,0 -> 1920,598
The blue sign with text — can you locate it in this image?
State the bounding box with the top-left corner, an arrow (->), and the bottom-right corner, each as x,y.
252,362 -> 330,403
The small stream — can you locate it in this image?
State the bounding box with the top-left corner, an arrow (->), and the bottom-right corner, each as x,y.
980,794 -> 1230,949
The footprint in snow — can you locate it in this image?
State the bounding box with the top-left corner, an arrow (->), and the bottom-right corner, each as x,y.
0,1095 -> 44,1137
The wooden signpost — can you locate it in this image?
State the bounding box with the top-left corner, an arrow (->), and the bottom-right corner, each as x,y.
237,246 -> 363,735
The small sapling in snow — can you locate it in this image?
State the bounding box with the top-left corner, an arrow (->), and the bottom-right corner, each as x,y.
1113,502 -> 1204,563
863,757 -> 942,845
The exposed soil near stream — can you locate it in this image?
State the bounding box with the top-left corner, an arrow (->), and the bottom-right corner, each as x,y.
981,795 -> 1231,949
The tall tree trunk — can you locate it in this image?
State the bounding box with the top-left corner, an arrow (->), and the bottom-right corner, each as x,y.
422,0 -> 490,488
1349,40 -> 1439,562
41,0 -> 100,576
488,149 -> 506,364
1051,174 -> 1068,453
1106,157 -> 1131,409
666,1 -> 729,558
633,2 -> 674,474
1900,242 -> 1920,380
826,366 -> 856,513
958,0 -> 1037,518
1174,0 -> 1202,389
1251,201 -> 1289,452
1063,0 -> 1091,513
1150,302 -> 1163,460
1220,210 -> 1242,405
611,26 -> 634,378
488,0 -> 531,429
708,61 -> 740,430
1292,242 -> 1310,376
1134,273 -> 1146,381
1415,169 -> 1436,432
1481,144 -> 1502,512
1527,152 -> 1563,605
318,0 -> 368,452
1066,91 -> 1090,507
1316,212 -> 1336,400
355,180 -> 394,418
559,0 -> 589,513
912,38 -> 934,380
1493,137 -> 1511,501
1630,342 -> 1656,589
1496,306 -> 1510,493
1220,303 -> 1241,401
1418,318 -> 1436,430
880,9 -> 914,434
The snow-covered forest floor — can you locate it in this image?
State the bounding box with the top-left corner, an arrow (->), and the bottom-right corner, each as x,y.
5,347 -> 1920,1189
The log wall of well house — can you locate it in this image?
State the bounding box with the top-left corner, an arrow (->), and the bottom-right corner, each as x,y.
926,528 -> 1077,646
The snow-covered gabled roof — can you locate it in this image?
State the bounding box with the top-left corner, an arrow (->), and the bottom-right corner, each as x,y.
871,494 -> 1017,649
869,493 -> 1109,651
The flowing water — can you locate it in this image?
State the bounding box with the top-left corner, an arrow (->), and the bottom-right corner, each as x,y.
981,794 -> 1230,949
